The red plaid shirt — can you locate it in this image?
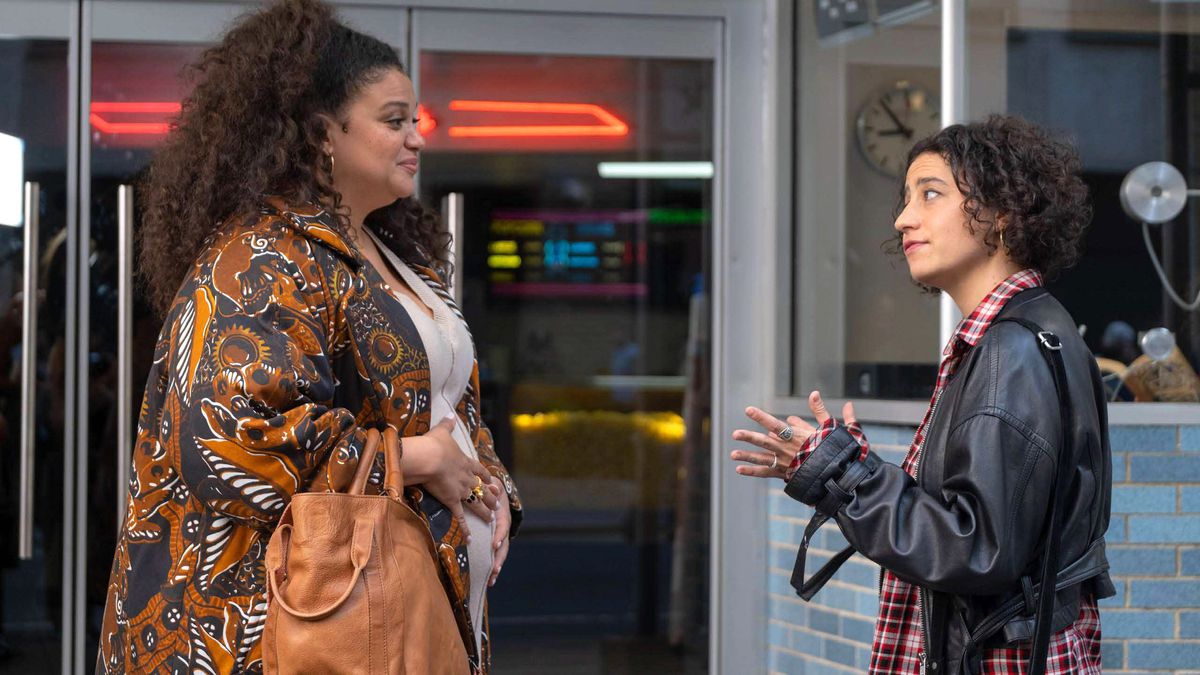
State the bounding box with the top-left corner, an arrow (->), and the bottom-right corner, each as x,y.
796,270 -> 1102,674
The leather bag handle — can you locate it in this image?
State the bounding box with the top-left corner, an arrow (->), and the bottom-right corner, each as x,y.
346,428 -> 405,498
267,519 -> 374,621
348,430 -> 383,496
382,427 -> 405,497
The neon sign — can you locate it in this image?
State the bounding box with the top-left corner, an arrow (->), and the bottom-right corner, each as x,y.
447,100 -> 628,138
89,101 -> 181,135
90,100 -> 627,140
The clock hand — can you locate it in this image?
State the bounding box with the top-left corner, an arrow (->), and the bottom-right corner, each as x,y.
879,100 -> 914,138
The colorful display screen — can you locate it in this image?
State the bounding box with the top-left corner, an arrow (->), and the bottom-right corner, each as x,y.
486,208 -> 704,299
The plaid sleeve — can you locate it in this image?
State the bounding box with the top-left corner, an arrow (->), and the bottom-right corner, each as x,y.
783,418 -> 870,481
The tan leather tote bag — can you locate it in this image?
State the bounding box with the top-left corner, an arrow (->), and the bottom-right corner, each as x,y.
262,428 -> 470,674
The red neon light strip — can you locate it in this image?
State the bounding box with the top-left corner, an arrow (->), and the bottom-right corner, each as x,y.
90,101 -> 181,135
91,102 -> 181,113
90,100 -> 626,139
447,100 -> 628,138
89,114 -> 172,135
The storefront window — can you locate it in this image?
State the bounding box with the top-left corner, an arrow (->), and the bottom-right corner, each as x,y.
793,2 -> 943,400
965,0 -> 1199,404
418,51 -> 713,670
794,0 -> 1200,406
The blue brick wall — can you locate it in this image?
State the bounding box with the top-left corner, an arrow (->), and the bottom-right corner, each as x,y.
765,422 -> 1200,674
766,422 -> 912,674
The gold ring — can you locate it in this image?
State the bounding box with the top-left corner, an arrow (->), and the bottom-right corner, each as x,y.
471,485 -> 486,501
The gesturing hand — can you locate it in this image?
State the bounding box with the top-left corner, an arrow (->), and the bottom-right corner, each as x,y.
729,391 -> 857,480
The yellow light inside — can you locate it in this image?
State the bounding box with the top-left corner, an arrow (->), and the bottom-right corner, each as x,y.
490,219 -> 545,237
487,254 -> 522,269
489,240 -> 518,254
510,411 -> 686,443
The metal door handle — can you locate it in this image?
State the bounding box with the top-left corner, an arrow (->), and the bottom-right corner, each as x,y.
19,181 -> 40,560
117,185 -> 134,525
441,192 -> 464,305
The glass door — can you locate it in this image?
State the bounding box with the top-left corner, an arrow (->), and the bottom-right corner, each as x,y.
0,1 -> 75,672
79,3 -> 407,671
411,10 -> 718,673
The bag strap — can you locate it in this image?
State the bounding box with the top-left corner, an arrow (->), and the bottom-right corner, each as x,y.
348,429 -> 383,495
789,456 -> 875,599
346,428 -> 405,497
959,537 -> 1108,661
991,317 -> 1074,675
381,427 -> 405,498
267,519 -> 374,621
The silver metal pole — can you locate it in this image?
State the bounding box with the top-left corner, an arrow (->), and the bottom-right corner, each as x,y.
72,1 -> 93,667
939,0 -> 966,352
19,181 -> 41,561
441,192 -> 465,305
117,185 -> 134,526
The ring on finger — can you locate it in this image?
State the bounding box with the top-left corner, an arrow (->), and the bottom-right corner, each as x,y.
769,454 -> 779,470
776,425 -> 795,442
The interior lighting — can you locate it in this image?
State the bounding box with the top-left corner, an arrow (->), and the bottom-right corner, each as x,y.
487,254 -> 522,269
448,100 -> 629,138
568,256 -> 600,269
597,161 -> 714,179
90,101 -> 181,135
0,132 -> 23,227
491,219 -> 545,237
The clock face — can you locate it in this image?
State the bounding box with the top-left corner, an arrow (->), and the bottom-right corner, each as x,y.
856,83 -> 941,178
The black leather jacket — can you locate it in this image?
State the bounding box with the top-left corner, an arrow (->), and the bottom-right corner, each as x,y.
785,288 -> 1114,674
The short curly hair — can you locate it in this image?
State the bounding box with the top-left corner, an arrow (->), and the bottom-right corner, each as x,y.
889,114 -> 1092,280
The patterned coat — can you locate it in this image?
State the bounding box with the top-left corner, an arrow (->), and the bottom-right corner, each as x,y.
97,198 -> 522,674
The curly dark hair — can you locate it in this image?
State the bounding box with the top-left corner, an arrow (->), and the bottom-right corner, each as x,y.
888,114 -> 1092,281
138,0 -> 450,315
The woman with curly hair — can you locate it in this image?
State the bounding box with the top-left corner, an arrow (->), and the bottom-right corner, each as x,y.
97,1 -> 521,672
732,115 -> 1113,674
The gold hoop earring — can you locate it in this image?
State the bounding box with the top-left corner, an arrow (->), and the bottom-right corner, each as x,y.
999,229 -> 1006,251
327,153 -> 335,178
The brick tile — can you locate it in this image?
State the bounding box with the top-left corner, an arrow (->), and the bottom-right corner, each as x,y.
1110,425 -> 1178,452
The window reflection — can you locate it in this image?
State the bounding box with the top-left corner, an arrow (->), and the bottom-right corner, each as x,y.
968,1 -> 1200,402
420,52 -> 713,672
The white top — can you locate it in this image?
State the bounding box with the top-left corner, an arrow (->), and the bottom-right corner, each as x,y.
368,231 -> 493,652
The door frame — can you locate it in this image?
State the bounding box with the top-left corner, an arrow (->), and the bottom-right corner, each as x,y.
405,2 -> 782,672
67,1 -> 783,672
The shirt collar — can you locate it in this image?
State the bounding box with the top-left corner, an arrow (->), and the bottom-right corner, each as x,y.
261,195 -> 358,263
945,268 -> 1044,356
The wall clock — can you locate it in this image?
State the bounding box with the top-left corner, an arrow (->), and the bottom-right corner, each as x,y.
855,81 -> 940,178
